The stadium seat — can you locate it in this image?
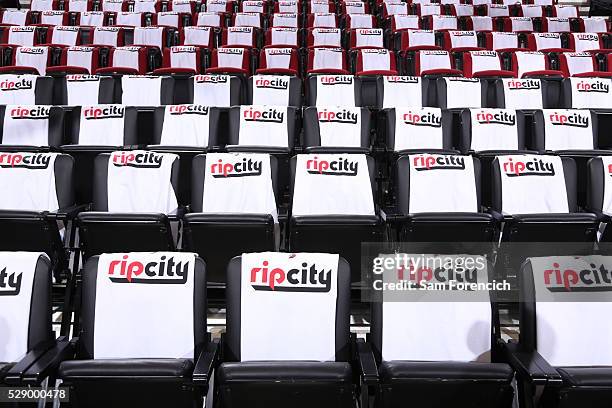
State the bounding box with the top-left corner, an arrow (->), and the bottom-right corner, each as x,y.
47,45 -> 102,74
305,74 -> 362,107
307,47 -> 349,75
55,74 -> 116,105
206,47 -> 252,75
558,52 -> 612,78
462,50 -> 515,78
0,74 -> 53,104
423,15 -> 458,31
527,32 -> 570,53
4,26 -> 41,46
461,108 -> 527,153
436,77 -> 486,109
503,16 -> 534,33
568,33 -> 611,53
409,50 -> 463,76
562,77 -> 612,109
306,1 -> 335,14
483,32 -> 521,53
92,26 -> 125,47
464,15 -> 493,32
307,12 -> 338,28
273,0 -> 300,13
217,252 -> 353,407
0,105 -> 64,150
182,153 -> 279,284
101,0 -> 126,12
96,45 -> 162,75
231,12 -> 264,28
38,10 -> 69,25
117,75 -> 174,105
115,11 -> 149,27
344,14 -> 376,30
443,30 -> 482,53
383,107 -> 452,152
180,26 -> 214,48
347,28 -> 385,50
57,252 -> 215,408
495,77 -> 560,109
0,9 -> 31,27
270,13 -> 299,28
203,0 -> 233,14
155,45 -> 206,75
353,48 -> 398,75
375,75 -> 429,108
133,26 -> 173,50
541,17 -> 571,33
303,106 -> 371,153
193,11 -> 224,27
265,27 -> 300,48
288,154 -> 383,279
532,109 -> 600,153
306,27 -> 342,49
247,74 -> 302,106
76,151 -> 180,258
256,47 -> 299,75
227,105 -> 297,153
510,51 -> 564,78
389,14 -> 420,31
579,16 -> 609,33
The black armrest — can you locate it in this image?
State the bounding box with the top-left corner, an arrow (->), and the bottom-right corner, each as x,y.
379,207 -> 409,223
356,338 -> 378,385
47,204 -> 89,221
193,340 -> 220,387
20,336 -> 74,385
487,208 -> 505,223
3,340 -> 57,385
584,208 -> 610,223
501,341 -> 562,387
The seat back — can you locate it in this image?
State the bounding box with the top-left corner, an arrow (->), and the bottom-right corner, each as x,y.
436,77 -> 485,109
558,52 -> 597,77
151,104 -> 220,147
533,109 -> 596,151
0,105 -> 64,148
307,47 -> 348,73
92,26 -> 125,46
563,77 -> 612,109
303,106 -> 370,149
59,74 -> 115,105
495,78 -> 551,109
386,107 -> 452,151
248,74 -> 302,106
0,74 -> 53,105
181,26 -> 214,47
69,105 -> 138,146
228,105 -> 296,150
266,27 -> 300,47
190,74 -> 242,106
306,74 -> 360,106
354,49 -> 397,75
376,75 -> 426,108
307,27 -> 342,48
119,75 -> 174,105
15,46 -> 50,75
461,108 -> 525,152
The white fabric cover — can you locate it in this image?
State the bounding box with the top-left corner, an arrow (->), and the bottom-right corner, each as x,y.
67,46 -> 95,73
468,50 -> 502,74
344,1 -> 365,13
79,104 -> 125,145
121,75 -> 162,106
112,46 -> 142,71
270,27 -> 298,46
393,107 -> 442,150
16,46 -> 48,75
420,4 -> 441,16
263,48 -> 293,70
405,29 -> 435,48
529,256 -> 612,366
205,0 -> 228,13
470,16 -> 492,31
0,75 -> 37,105
0,252 -> 47,362
193,75 -> 232,107
102,0 -> 124,11
502,78 -> 543,109
347,14 -> 374,28
443,77 -> 482,108
312,13 -> 336,28
572,33 -> 601,53
312,47 -> 344,70
251,75 -> 291,105
196,12 -> 222,27
386,3 -> 409,16
448,30 -> 478,49
515,51 -> 546,78
172,0 -> 195,12
202,153 -> 277,222
355,28 -> 384,48
31,0 -> 54,11
521,5 -> 543,17
0,152 -> 59,211
311,28 -> 341,47
487,4 -> 509,17
360,49 -> 392,72
68,0 -> 89,12
277,1 -> 298,12
454,4 -> 474,16
393,14 -> 419,30
133,26 -> 164,49
158,12 -> 179,27
116,12 -> 143,27
93,27 -> 121,46
238,105 -> 288,147
510,17 -> 534,32
314,75 -> 356,107
107,150 -> 178,214
292,154 -> 374,216
66,74 -> 101,105
470,109 -> 519,151
9,26 -> 36,47
316,106 -> 362,147
169,46 -> 197,70
533,33 -> 562,50
1,10 -> 28,25
546,17 -> 570,32
583,17 -> 608,33
216,47 -> 245,68
309,1 -> 331,13
240,252 -> 339,361
183,26 -> 211,46
418,50 -> 452,74
563,52 -> 594,76
50,26 -> 79,46
2,105 -> 50,146
497,154 -> 569,214
40,10 -> 65,25
542,109 -> 593,150
554,5 -> 578,17
382,76 -> 422,108
234,12 -> 261,28
133,0 -> 157,12
272,13 -> 298,27
242,1 -> 265,13
569,77 -> 612,109
491,32 -> 518,51
408,154 -> 477,212
94,252 -> 196,359
160,105 -> 210,146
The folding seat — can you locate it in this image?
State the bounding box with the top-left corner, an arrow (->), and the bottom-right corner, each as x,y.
340,0 -> 370,15
527,32 -> 570,53
189,74 -> 243,106
503,17 -> 534,33
389,14 -> 420,31
265,27 -> 300,48
532,109 -> 601,154
67,0 -> 94,11
118,75 -> 174,105
76,151 -> 181,257
306,0 -> 336,14
288,154 -> 383,279
460,108 -> 526,153
365,255 -> 514,408
348,28 -> 385,50
31,0 -> 60,11
0,10 -> 31,27
307,13 -> 338,29
149,104 -> 220,150
216,252 -> 353,407
519,4 -> 544,17
154,45 -> 206,74
171,0 -> 198,13
466,15 -> 493,31
410,50 -> 462,76
1,46 -> 52,76
4,26 -> 41,47
541,17 -> 572,33
382,2 -> 409,18
443,30 -> 482,52
563,77 -> 612,109
579,16 -> 609,33
206,47 -> 252,75
157,11 -> 186,28
491,154 -> 598,248
270,13 -> 299,28
344,14 -> 376,30
133,26 -> 173,50
0,74 -> 53,105
495,77 -> 558,109
96,45 -> 159,75
510,51 -> 564,78
92,26 -> 126,46
227,105 -> 297,153
485,4 -> 510,17
231,12 -> 264,28
102,0 -> 127,11
55,74 -> 116,105
221,26 -> 258,48
483,32 -> 520,52
181,154 -> 280,283
205,0 -> 235,14
306,47 -> 349,75
132,0 -> 163,13
272,0 -> 300,13
248,74 -> 302,106
374,75 -> 426,108
0,105 -> 64,150
553,4 -> 579,18
354,48 -> 398,75
303,106 -> 371,153
449,4 -> 474,17
194,11 -> 224,27
508,255 -> 612,408
396,29 -> 438,52
180,26 -> 214,49
383,107 -> 452,152
256,47 -> 299,75
76,11 -> 109,27
462,50 -> 515,78
436,77 -> 486,108
306,74 -> 362,106
558,52 -> 612,78
239,0 -> 268,13
48,45 -> 100,75
43,25 -> 83,47
57,252 -> 215,408
425,15 -> 458,31
568,33 -> 611,53
306,28 -> 342,49
38,10 -> 70,25
415,3 -> 442,17
115,11 -> 147,27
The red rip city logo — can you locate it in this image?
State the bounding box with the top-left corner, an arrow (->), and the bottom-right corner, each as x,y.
412,154 -> 465,171
107,254 -> 189,284
502,157 -> 555,177
306,156 -> 359,176
210,156 -> 262,178
250,260 -> 332,292
544,261 -> 612,292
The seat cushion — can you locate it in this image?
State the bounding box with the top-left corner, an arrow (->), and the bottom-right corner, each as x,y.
59,359 -> 194,380
0,363 -> 14,381
218,361 -> 352,384
380,361 -> 514,382
557,367 -> 612,387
